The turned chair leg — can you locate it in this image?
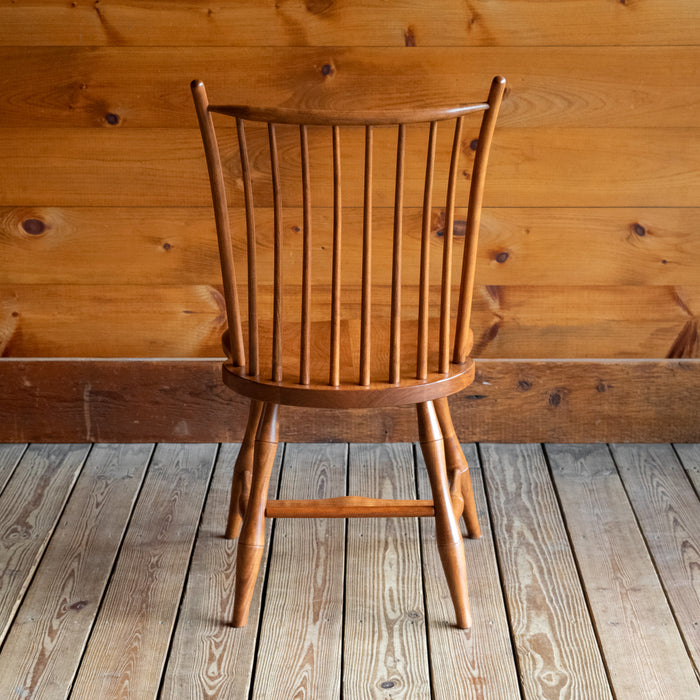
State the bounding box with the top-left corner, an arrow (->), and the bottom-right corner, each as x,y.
226,399 -> 264,539
232,402 -> 279,628
434,397 -> 481,539
417,401 -> 472,629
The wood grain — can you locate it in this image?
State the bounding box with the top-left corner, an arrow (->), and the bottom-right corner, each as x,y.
610,443 -> 700,675
547,444 -> 700,699
3,207 -> 699,287
480,443 -> 612,699
0,47 -> 698,128
161,443 -> 282,699
674,444 -> 700,495
0,443 -> 152,700
252,444 -> 346,699
416,443 -> 520,699
1,127 -> 697,208
70,443 -> 217,699
0,444 -> 90,644
1,359 -> 699,443
0,443 -> 26,495
1,1 -> 697,47
4,284 -> 699,359
343,443 -> 431,698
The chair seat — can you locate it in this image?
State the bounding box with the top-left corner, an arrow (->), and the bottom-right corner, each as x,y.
222,359 -> 475,409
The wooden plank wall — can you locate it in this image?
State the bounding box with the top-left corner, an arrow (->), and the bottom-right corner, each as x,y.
0,1 -> 698,440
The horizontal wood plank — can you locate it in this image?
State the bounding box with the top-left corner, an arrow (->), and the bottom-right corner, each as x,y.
2,284 -> 699,359
3,207 -> 699,287
0,443 -> 152,700
1,1 -> 697,47
1,47 -> 698,128
0,359 -> 698,443
0,127 -> 697,208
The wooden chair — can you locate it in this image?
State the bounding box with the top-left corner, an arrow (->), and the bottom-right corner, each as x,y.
191,76 -> 506,629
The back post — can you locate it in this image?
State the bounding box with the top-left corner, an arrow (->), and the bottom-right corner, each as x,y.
453,75 -> 507,364
191,80 -> 246,369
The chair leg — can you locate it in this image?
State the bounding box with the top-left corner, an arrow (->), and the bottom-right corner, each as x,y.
232,402 -> 279,628
417,401 -> 472,629
434,397 -> 481,539
226,399 -> 264,539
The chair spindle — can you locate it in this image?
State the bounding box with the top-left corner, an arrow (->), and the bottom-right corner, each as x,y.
360,125 -> 373,386
268,123 -> 283,382
454,76 -> 507,364
417,121 -> 438,380
389,123 -> 406,385
330,125 -> 342,387
299,125 -> 312,385
236,117 -> 259,377
439,116 -> 464,374
190,81 -> 245,368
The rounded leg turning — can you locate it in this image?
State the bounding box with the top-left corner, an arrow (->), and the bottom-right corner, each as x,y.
434,397 -> 481,539
226,399 -> 264,539
232,402 -> 279,627
417,401 -> 472,629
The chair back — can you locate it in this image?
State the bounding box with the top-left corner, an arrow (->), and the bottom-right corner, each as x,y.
192,77 -> 506,389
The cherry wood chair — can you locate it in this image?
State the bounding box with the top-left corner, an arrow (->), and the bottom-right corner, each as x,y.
192,76 -> 506,629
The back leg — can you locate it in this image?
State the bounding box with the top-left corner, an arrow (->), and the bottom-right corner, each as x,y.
434,397 -> 481,539
226,399 -> 263,539
417,400 -> 471,629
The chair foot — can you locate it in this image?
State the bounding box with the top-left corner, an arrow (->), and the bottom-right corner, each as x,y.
233,403 -> 279,627
438,542 -> 472,629
434,397 -> 481,539
418,401 -> 472,629
232,543 -> 265,627
226,400 -> 263,539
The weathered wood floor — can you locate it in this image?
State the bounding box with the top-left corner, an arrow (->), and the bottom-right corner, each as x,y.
0,442 -> 698,699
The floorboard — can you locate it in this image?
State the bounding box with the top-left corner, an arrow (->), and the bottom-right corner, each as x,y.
252,443 -> 346,699
547,444 -> 699,699
343,443 -> 431,699
417,443 -> 521,699
0,444 -> 90,645
0,443 -> 27,495
481,443 -> 612,700
161,443 -> 282,699
610,443 -> 700,677
0,444 -> 152,700
0,441 -> 697,699
70,443 -> 218,699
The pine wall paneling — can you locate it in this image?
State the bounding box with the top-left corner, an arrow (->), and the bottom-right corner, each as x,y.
1,1 -> 698,440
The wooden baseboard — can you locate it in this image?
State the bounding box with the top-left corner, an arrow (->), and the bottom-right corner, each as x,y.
1,359 -> 698,443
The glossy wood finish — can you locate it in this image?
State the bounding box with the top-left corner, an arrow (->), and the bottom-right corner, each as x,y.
435,396 -> 481,539
266,496 -> 435,519
417,401 -> 471,629
225,399 -> 263,539
233,402 -> 279,628
194,79 -> 505,628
